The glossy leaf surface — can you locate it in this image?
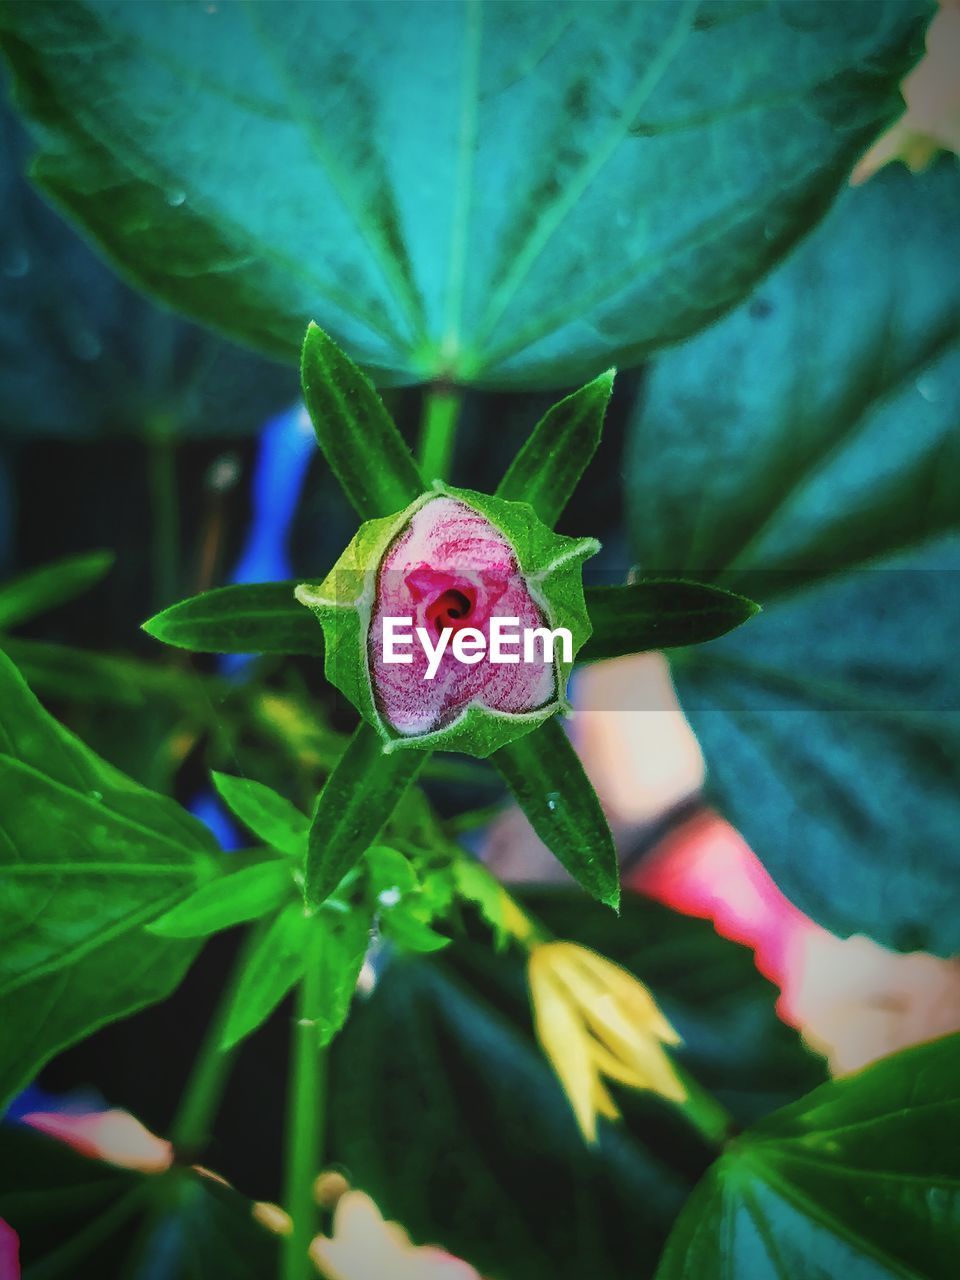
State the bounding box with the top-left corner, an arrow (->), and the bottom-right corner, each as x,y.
0,648 -> 219,1108
657,1033 -> 960,1280
626,161 -> 960,953
0,0 -> 929,388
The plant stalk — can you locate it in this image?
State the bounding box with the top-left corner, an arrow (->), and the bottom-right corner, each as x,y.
170,928 -> 259,1155
417,385 -> 463,484
673,1061 -> 737,1149
282,929 -> 327,1280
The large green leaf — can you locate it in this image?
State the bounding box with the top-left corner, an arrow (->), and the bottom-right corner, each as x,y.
656,1032 -> 960,1280
0,1 -> 929,388
0,1125 -> 279,1279
0,90 -> 294,438
0,647 -> 220,1109
331,890 -> 824,1280
625,161 -> 960,954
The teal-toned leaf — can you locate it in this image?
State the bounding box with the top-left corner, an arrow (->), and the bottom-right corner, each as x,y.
147,860 -> 293,938
580,579 -> 759,661
305,723 -> 426,908
496,369 -> 614,526
301,322 -> 424,520
142,582 -> 323,656
493,717 -> 619,908
657,1033 -> 960,1280
0,90 -> 294,440
625,160 -> 960,953
211,771 -> 308,859
331,890 -> 824,1280
0,1 -> 929,387
0,648 -> 219,1109
0,1126 -> 279,1279
0,550 -> 113,630
219,904 -> 310,1050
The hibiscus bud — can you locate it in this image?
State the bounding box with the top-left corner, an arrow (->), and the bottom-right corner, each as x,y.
296,484 -> 598,757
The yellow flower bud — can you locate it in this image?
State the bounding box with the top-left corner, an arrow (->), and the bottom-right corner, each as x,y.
527,941 -> 686,1143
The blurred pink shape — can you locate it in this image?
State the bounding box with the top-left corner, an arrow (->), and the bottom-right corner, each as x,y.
310,1191 -> 480,1280
0,1220 -> 19,1280
371,496 -> 555,735
630,812 -> 960,1075
20,1108 -> 173,1174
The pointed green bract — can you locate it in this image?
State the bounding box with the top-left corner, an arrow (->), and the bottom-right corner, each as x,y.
142,582 -> 322,655
493,718 -> 619,909
212,772 -> 309,859
148,861 -> 294,939
305,722 -> 426,909
296,483 -> 598,758
219,905 -> 311,1050
497,370 -> 614,527
301,322 -> 424,520
581,580 -> 759,661
0,550 -> 113,631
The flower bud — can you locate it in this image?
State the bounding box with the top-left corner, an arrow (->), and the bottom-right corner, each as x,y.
296,484 -> 598,757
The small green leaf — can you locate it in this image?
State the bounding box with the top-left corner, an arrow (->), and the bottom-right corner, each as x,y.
142,582 -> 322,655
305,723 -> 426,908
366,844 -> 419,900
496,370 -> 614,527
147,861 -> 293,938
313,908 -> 373,1046
580,579 -> 760,661
301,322 -> 424,520
219,904 -> 310,1050
212,772 -> 309,858
0,549 -> 113,631
656,1033 -> 960,1280
493,718 -> 619,909
383,910 -> 451,954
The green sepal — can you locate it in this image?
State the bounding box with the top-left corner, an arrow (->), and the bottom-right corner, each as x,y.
581,579 -> 760,661
296,483 -> 599,759
142,582 -> 322,655
211,772 -> 309,858
0,550 -> 114,632
496,369 -> 615,528
301,321 -> 424,520
493,717 -> 620,910
147,860 -> 294,938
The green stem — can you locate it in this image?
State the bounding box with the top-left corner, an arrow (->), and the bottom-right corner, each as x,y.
147,421 -> 180,609
282,933 -> 327,1280
170,928 -> 259,1155
416,385 -> 463,483
673,1061 -> 737,1149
